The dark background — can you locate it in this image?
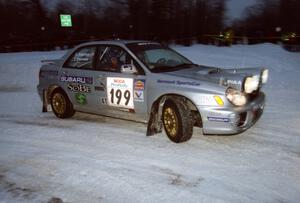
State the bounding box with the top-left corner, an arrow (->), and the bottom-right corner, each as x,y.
0,0 -> 299,52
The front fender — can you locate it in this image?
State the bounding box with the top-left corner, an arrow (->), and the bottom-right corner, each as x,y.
146,79 -> 228,115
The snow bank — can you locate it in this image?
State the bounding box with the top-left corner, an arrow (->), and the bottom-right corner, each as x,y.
0,44 -> 299,203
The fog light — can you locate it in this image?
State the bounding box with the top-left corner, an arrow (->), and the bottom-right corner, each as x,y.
226,88 -> 247,106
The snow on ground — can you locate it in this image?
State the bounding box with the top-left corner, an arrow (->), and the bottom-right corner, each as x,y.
0,44 -> 299,203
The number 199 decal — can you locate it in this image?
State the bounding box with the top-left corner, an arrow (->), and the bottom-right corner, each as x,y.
107,77 -> 134,108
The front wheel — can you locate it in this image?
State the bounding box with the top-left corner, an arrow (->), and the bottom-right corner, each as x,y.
162,98 -> 193,143
51,89 -> 75,118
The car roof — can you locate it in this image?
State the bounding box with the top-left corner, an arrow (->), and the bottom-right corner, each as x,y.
76,40 -> 156,47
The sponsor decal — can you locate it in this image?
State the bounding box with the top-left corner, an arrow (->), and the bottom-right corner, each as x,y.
107,77 -> 134,109
60,76 -> 93,84
75,93 -> 87,105
208,111 -> 226,117
109,78 -> 130,89
227,79 -> 242,85
67,84 -> 91,93
134,90 -> 144,102
207,117 -> 230,122
157,79 -> 200,86
134,79 -> 145,90
75,53 -> 92,62
176,81 -> 200,86
95,86 -> 105,91
157,79 -> 175,84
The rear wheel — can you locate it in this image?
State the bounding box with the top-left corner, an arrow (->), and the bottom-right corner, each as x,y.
162,98 -> 193,143
51,89 -> 75,118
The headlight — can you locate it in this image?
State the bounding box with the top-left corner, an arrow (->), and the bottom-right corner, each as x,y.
261,69 -> 269,84
226,88 -> 247,106
244,75 -> 259,93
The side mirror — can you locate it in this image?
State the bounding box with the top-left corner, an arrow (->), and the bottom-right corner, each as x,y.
120,64 -> 138,74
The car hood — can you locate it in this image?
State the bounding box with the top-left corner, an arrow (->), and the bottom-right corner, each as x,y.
163,65 -> 263,92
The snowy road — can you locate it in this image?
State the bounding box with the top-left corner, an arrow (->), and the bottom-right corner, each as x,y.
0,44 -> 300,203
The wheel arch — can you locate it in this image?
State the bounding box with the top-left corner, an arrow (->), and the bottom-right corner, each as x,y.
152,93 -> 199,110
146,93 -> 202,136
45,85 -> 69,104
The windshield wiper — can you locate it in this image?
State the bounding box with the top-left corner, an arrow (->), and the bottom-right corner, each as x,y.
173,63 -> 195,70
151,65 -> 173,73
151,63 -> 195,73
175,63 -> 194,67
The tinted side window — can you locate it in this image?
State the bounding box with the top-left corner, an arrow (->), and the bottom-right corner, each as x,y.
96,46 -> 144,74
96,46 -> 123,72
95,46 -> 108,69
65,47 -> 96,69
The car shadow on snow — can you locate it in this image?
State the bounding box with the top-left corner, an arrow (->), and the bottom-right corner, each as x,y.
0,171 -> 36,200
72,112 -> 147,133
153,166 -> 205,188
0,170 -> 65,203
0,114 -> 74,129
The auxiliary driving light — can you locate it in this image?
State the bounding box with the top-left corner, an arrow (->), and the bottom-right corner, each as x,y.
261,69 -> 269,84
244,75 -> 259,94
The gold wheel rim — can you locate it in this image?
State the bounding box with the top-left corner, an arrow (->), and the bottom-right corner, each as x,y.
163,107 -> 178,137
52,93 -> 66,114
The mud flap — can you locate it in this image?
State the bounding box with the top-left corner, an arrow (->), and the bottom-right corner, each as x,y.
146,97 -> 166,136
146,107 -> 162,136
42,90 -> 51,112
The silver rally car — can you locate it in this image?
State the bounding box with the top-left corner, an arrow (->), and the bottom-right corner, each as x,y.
37,40 -> 268,143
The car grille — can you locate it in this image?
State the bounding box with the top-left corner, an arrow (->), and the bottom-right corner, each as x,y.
237,112 -> 247,127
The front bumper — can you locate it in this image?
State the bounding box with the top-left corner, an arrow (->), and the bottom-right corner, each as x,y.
198,92 -> 265,135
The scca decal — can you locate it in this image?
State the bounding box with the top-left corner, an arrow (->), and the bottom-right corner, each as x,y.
68,84 -> 91,93
60,76 -> 93,84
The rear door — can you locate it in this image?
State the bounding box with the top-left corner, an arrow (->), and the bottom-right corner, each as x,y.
59,46 -> 97,112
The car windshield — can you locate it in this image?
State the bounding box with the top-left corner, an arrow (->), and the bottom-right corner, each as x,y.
126,42 -> 195,73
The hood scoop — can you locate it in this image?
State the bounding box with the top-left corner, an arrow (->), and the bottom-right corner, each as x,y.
166,65 -> 262,92
196,67 -> 221,75
208,68 -> 221,74
196,67 -> 245,91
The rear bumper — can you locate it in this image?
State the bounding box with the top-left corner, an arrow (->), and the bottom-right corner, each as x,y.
198,92 -> 265,135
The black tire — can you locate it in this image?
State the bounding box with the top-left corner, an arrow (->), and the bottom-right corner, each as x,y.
51,89 -> 75,118
162,98 -> 193,143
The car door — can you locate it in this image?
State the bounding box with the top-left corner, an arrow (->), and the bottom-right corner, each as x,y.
92,45 -> 148,122
59,46 -> 97,112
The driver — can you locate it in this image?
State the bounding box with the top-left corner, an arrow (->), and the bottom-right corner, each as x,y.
111,56 -> 118,70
